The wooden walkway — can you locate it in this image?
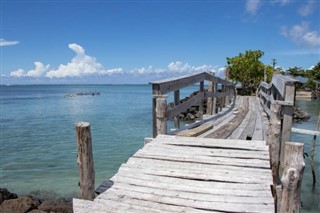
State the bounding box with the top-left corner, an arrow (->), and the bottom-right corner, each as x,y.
74,134 -> 273,212
73,73 -> 305,213
73,97 -> 274,213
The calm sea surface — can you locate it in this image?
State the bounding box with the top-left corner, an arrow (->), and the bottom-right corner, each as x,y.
0,85 -> 319,211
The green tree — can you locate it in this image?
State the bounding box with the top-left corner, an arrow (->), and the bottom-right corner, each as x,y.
226,50 -> 272,95
287,67 -> 306,77
307,61 -> 320,81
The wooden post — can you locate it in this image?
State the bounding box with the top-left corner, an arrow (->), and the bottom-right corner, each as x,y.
207,81 -> 214,115
280,83 -> 295,176
280,142 -> 305,213
276,185 -> 282,213
267,102 -> 282,197
174,90 -> 180,129
199,81 -> 204,119
155,95 -> 168,136
75,122 -> 95,200
213,81 -> 218,114
152,85 -> 161,138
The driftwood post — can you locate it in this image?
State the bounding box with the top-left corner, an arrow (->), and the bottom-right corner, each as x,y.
280,142 -> 305,213
75,122 -> 95,200
155,95 -> 168,136
267,102 -> 282,197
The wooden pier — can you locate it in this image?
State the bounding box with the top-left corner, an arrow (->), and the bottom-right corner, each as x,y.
73,72 -> 305,213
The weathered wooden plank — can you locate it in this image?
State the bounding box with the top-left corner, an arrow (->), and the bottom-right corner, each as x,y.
126,156 -> 271,176
99,187 -> 274,213
205,97 -> 249,139
150,72 -> 207,94
122,159 -> 272,182
119,165 -> 272,184
239,99 -> 257,140
154,135 -> 268,151
95,192 -> 219,213
111,169 -> 271,192
109,182 -> 274,204
176,124 -> 213,137
291,127 -> 320,136
142,143 -> 269,160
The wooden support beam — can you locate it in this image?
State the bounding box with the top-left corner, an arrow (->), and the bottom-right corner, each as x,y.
75,122 -> 95,200
280,142 -> 305,213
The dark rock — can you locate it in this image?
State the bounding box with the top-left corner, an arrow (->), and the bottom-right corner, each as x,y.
38,198 -> 73,213
0,188 -> 18,205
0,196 -> 40,213
293,107 -> 311,122
187,113 -> 195,120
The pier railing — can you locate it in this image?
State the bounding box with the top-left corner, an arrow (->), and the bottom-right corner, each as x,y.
150,72 -> 235,137
258,74 -> 305,212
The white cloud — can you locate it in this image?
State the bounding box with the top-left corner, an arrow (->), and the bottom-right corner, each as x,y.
245,0 -> 261,15
10,69 -> 25,77
45,43 -> 104,78
26,62 -> 50,77
98,68 -> 124,75
9,62 -> 50,78
0,39 -> 19,46
167,61 -> 216,74
298,0 -> 316,16
280,22 -> 320,47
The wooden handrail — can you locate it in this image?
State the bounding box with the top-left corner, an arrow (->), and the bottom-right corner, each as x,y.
258,74 -> 306,211
150,72 -> 236,137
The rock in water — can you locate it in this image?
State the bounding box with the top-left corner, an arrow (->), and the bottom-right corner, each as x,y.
0,188 -> 18,205
293,106 -> 311,122
38,199 -> 73,213
0,196 -> 40,213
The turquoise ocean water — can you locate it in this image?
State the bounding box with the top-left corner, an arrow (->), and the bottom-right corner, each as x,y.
0,85 -> 319,211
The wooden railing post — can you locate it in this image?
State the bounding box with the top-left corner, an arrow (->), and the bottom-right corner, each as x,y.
280,83 -> 296,175
267,102 -> 282,197
213,81 -> 218,114
207,81 -> 214,115
155,95 -> 168,136
75,122 -> 95,200
280,142 -> 305,213
174,90 -> 180,129
199,81 -> 204,119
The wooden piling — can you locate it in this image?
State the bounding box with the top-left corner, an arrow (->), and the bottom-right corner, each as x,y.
155,95 -> 168,136
280,142 -> 305,213
75,122 -> 95,200
267,102 -> 282,196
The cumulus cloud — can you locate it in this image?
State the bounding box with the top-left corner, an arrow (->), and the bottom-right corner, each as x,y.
10,62 -> 50,78
0,39 -> 19,46
168,61 -> 216,73
8,43 -> 221,83
10,69 -> 25,77
298,0 -> 316,16
280,22 -> 320,47
245,0 -> 261,15
45,43 -> 104,78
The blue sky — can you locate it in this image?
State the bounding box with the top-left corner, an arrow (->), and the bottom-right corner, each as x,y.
1,0 -> 319,84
